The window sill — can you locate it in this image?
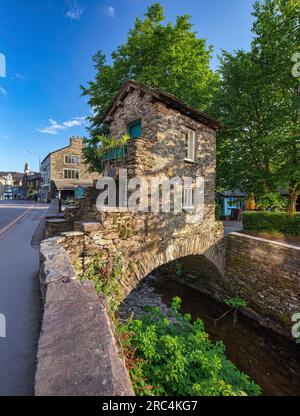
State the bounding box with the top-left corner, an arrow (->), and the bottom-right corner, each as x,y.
184,159 -> 198,165
182,207 -> 195,212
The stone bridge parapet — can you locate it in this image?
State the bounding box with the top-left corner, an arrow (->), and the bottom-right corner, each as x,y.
71,210 -> 224,297
35,235 -> 134,396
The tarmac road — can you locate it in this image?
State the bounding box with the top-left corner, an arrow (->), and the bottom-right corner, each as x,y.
0,200 -> 48,395
0,200 -> 31,230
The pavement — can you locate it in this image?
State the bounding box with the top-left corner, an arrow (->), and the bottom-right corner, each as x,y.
223,220 -> 243,235
0,200 -> 48,395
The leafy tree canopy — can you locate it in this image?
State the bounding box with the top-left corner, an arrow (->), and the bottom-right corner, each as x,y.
82,2 -> 219,171
214,0 -> 300,214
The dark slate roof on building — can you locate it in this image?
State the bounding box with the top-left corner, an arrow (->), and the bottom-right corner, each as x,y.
0,171 -> 24,182
102,80 -> 223,130
217,190 -> 247,197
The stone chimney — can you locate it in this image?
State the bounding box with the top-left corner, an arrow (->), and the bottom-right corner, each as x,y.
70,136 -> 84,146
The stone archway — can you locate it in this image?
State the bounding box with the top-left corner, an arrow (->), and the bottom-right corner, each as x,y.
101,229 -> 226,299
117,249 -> 228,326
63,200 -> 226,302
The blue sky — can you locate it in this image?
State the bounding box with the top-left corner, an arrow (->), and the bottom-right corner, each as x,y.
0,0 -> 256,172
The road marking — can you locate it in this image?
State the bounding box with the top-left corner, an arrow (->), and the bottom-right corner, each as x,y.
0,208 -> 33,239
0,204 -> 45,209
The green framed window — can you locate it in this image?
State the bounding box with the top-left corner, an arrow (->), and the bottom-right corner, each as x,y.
128,119 -> 141,139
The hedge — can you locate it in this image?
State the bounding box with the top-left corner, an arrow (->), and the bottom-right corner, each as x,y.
243,211 -> 300,235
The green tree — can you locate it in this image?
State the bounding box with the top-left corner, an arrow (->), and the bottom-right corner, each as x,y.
214,0 -> 300,215
82,3 -> 219,172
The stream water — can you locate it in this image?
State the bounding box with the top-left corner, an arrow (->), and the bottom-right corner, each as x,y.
118,272 -> 300,396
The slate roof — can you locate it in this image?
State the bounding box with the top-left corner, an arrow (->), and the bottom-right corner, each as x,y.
102,80 -> 222,130
0,171 -> 24,183
217,190 -> 247,198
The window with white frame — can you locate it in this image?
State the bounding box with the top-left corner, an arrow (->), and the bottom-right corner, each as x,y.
183,186 -> 195,210
64,155 -> 80,165
185,129 -> 196,161
64,169 -> 80,180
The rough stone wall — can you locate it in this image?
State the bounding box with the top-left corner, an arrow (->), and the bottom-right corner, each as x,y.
153,232 -> 300,339
36,236 -> 134,396
45,219 -> 73,238
108,89 -> 217,223
71,213 -> 224,298
50,137 -> 99,182
66,188 -> 101,221
109,89 -> 158,142
224,232 -> 300,338
62,182 -> 224,292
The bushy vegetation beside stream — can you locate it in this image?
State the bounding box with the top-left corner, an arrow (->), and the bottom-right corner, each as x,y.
83,253 -> 261,396
118,297 -> 261,396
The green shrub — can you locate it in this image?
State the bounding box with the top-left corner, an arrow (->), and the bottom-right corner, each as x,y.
243,211 -> 300,235
118,297 -> 261,396
255,192 -> 286,212
225,297 -> 247,310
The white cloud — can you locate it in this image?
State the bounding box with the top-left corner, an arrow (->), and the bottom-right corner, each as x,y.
65,1 -> 85,21
11,73 -> 25,81
106,5 -> 115,18
0,86 -> 7,96
37,116 -> 86,135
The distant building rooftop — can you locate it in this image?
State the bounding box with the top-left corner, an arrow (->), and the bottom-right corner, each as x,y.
0,172 -> 24,182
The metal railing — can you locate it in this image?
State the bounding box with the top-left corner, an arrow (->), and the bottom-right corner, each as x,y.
101,145 -> 127,166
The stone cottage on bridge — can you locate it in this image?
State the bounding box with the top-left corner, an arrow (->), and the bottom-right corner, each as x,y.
54,81 -> 225,296
102,80 -> 221,210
